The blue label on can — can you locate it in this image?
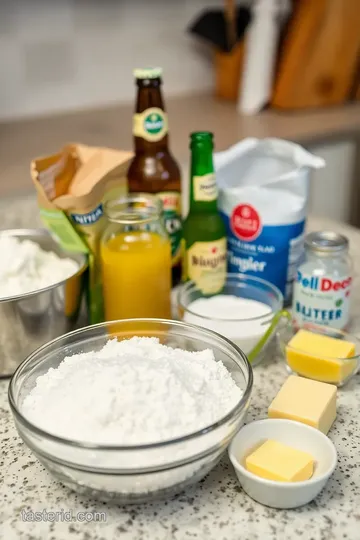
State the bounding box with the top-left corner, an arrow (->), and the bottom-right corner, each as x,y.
221,210 -> 305,299
71,203 -> 103,226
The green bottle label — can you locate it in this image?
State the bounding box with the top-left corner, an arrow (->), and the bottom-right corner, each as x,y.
185,237 -> 227,294
193,173 -> 217,202
133,107 -> 168,142
158,192 -> 182,266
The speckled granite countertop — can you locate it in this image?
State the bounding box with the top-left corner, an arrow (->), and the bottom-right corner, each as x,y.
0,198 -> 360,540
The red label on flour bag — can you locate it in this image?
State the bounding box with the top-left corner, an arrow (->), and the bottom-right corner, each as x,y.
231,204 -> 262,241
215,138 -> 325,301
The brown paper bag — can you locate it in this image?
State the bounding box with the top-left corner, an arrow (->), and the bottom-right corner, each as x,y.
31,143 -> 133,323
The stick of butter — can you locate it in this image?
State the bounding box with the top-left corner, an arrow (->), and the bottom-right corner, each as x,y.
286,329 -> 356,384
246,439 -> 314,482
268,376 -> 337,434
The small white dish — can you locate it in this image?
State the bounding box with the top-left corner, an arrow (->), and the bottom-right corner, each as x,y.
229,419 -> 337,509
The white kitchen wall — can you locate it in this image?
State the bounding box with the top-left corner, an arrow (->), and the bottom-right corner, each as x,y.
1,1 -> 357,226
308,141 -> 356,223
0,0 -> 221,120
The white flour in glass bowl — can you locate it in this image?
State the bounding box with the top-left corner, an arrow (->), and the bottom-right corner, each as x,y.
23,337 -> 242,445
21,337 -> 244,497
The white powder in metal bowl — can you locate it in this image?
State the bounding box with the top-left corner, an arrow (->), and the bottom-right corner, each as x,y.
0,236 -> 79,299
23,337 -> 242,445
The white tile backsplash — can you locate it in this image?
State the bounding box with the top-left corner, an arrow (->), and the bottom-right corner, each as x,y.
73,0 -> 124,32
0,0 -> 214,120
24,40 -> 76,87
0,0 -> 16,36
15,0 -> 75,42
184,0 -> 224,21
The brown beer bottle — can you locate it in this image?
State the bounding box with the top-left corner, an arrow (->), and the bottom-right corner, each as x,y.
127,67 -> 182,286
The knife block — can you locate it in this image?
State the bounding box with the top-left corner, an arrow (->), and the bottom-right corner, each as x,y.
214,41 -> 244,102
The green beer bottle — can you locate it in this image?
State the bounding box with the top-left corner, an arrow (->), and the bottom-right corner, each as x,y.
182,132 -> 227,294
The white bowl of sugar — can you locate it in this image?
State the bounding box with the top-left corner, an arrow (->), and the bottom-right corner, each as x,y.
179,274 -> 284,365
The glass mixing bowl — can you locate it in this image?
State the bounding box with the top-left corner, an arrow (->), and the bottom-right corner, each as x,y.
178,274 -> 284,365
9,319 -> 253,503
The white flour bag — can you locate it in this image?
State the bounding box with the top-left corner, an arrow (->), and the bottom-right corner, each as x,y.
215,138 -> 325,302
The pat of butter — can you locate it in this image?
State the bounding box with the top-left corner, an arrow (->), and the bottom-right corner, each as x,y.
246,439 -> 314,482
268,376 -> 336,434
286,329 -> 356,384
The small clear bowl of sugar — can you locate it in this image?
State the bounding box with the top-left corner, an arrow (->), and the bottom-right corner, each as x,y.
178,274 -> 284,365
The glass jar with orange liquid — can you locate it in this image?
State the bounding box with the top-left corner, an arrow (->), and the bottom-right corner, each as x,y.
101,194 -> 172,321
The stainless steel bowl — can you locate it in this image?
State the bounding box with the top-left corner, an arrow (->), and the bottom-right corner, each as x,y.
9,318 -> 253,503
0,229 -> 87,377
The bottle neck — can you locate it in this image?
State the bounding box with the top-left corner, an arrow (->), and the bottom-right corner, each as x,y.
134,81 -> 169,152
134,137 -> 169,153
189,145 -> 218,213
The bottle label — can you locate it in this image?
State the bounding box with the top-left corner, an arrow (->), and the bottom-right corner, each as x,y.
133,107 -> 168,142
157,191 -> 182,266
185,238 -> 227,294
292,269 -> 352,329
193,173 -> 217,202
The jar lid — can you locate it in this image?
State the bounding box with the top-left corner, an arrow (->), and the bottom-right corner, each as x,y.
305,231 -> 349,254
104,193 -> 162,225
133,67 -> 162,79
